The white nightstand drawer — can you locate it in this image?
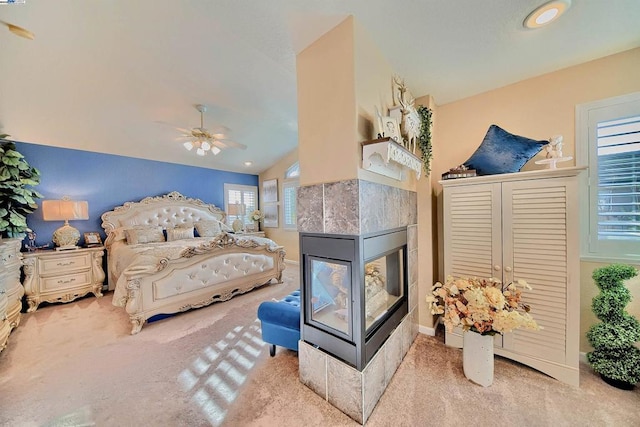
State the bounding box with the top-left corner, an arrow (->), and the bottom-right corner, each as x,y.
39,252 -> 92,275
42,271 -> 92,292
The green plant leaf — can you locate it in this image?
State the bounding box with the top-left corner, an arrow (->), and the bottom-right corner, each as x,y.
0,166 -> 9,181
8,212 -> 27,227
10,194 -> 28,205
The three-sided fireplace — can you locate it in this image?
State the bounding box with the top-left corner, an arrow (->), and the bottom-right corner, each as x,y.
300,227 -> 408,370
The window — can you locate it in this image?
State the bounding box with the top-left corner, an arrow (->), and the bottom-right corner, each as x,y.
577,92 -> 640,261
223,183 -> 258,227
283,162 -> 299,230
285,162 -> 300,178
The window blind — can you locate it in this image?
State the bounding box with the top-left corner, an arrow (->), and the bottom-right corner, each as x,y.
596,115 -> 640,241
283,180 -> 298,230
224,184 -> 258,226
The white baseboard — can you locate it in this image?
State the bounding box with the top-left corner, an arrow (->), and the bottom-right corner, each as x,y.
419,325 -> 436,336
285,259 -> 299,266
579,351 -> 588,365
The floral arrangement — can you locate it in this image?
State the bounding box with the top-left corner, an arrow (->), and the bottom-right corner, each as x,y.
249,209 -> 264,222
426,276 -> 540,336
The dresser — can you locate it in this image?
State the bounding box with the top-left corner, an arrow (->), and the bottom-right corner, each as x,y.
22,246 -> 105,312
0,238 -> 24,354
441,167 -> 585,386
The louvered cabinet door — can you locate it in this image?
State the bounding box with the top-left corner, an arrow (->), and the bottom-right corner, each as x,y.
500,176 -> 580,386
443,182 -> 502,347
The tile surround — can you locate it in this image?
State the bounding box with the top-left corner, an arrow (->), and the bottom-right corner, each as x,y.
298,312 -> 416,425
297,178 -> 419,424
297,179 -> 417,234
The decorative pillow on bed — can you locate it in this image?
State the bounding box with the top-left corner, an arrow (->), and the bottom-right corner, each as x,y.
195,220 -> 222,237
166,226 -> 195,241
463,125 -> 546,176
124,226 -> 165,245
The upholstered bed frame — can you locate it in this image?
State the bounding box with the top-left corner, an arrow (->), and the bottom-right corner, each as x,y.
101,192 -> 286,334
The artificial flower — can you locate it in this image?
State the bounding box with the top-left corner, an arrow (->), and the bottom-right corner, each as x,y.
249,209 -> 264,222
426,276 -> 540,336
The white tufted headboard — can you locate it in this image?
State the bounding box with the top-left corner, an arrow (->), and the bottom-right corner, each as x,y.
101,191 -> 226,235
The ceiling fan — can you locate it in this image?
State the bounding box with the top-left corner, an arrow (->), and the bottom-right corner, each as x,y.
0,20 -> 34,40
177,104 -> 247,156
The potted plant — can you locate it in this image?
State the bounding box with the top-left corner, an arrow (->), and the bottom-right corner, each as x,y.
426,276 -> 539,386
0,135 -> 43,238
586,264 -> 640,390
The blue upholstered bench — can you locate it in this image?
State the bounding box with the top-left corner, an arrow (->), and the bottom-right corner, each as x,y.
257,290 -> 301,356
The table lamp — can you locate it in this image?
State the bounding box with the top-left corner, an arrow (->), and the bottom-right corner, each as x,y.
227,203 -> 246,233
42,198 -> 89,250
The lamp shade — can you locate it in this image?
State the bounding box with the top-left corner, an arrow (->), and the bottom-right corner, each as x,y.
227,203 -> 246,216
42,200 -> 89,221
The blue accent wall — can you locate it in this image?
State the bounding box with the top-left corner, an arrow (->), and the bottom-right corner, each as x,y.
15,142 -> 258,248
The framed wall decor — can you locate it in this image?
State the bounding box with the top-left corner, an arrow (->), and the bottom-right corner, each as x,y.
378,116 -> 401,142
263,204 -> 279,228
263,178 -> 278,203
83,232 -> 103,247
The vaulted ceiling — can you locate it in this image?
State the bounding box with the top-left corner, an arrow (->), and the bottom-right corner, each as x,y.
1,1 -> 639,174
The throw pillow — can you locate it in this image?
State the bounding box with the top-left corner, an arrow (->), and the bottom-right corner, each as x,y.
166,226 -> 195,241
195,220 -> 222,237
124,226 -> 165,245
463,125 -> 546,175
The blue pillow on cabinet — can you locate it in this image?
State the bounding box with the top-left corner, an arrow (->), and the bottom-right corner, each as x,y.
463,125 -> 546,176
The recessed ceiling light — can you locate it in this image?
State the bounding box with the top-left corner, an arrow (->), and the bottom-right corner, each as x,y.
524,0 -> 571,29
244,161 -> 253,167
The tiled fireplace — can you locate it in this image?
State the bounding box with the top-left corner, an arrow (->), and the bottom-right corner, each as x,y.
300,228 -> 408,371
297,179 -> 419,424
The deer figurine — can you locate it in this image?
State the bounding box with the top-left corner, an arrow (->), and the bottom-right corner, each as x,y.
393,75 -> 419,153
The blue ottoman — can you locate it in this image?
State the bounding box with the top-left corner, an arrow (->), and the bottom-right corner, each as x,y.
257,290 -> 301,356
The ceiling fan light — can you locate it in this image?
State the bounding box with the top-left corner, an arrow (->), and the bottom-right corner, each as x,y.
196,148 -> 206,156
211,146 -> 221,155
183,141 -> 194,151
201,140 -> 211,151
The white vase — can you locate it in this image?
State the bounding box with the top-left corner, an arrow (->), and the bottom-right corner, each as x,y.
463,330 -> 494,387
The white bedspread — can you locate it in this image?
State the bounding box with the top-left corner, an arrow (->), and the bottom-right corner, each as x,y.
110,234 -> 278,307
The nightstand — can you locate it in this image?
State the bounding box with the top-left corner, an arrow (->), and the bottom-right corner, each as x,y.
22,246 -> 105,312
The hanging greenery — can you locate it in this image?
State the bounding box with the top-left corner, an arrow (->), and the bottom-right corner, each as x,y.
416,105 -> 433,176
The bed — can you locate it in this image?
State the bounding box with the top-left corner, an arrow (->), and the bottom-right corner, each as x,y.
101,191 -> 286,334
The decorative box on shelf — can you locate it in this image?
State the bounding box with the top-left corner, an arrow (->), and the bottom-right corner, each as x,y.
441,169 -> 477,180
361,137 -> 422,181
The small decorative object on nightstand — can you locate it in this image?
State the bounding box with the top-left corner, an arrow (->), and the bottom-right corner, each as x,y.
83,232 -> 102,247
22,246 -> 105,312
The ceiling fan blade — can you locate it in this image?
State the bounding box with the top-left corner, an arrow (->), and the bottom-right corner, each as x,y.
215,139 -> 247,150
208,125 -> 231,134
0,20 -> 35,40
174,127 -> 193,134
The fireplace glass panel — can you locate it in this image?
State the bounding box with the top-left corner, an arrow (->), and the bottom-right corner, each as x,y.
310,258 -> 350,336
364,249 -> 404,332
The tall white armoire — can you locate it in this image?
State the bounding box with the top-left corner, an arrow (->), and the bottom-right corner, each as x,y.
441,167 -> 585,386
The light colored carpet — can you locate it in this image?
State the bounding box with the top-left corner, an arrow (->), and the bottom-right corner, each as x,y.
1,264 -> 638,426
